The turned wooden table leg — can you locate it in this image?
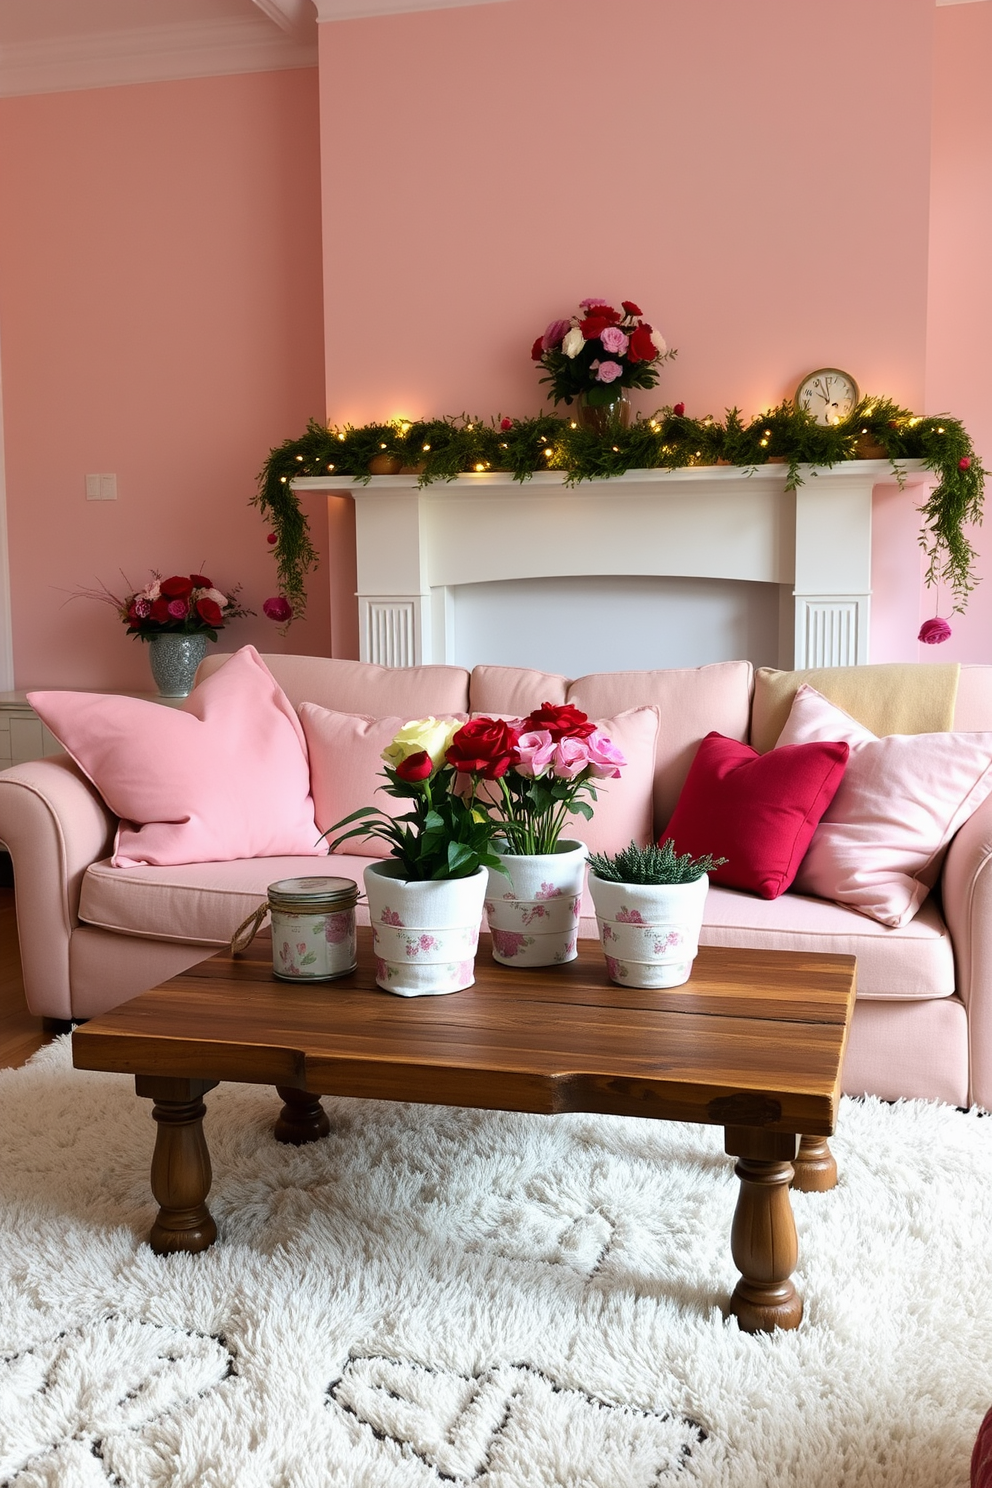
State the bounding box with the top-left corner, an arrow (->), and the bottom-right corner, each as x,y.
791,1134 -> 838,1192
135,1076 -> 218,1255
274,1085 -> 331,1145
724,1126 -> 802,1333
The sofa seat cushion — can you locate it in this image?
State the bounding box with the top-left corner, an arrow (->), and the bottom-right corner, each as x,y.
80,854 -> 376,947
696,885 -> 955,1000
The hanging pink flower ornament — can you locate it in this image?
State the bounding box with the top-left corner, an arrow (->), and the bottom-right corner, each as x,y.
919,617 -> 952,644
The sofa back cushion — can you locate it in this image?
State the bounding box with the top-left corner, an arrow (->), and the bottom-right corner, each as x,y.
198,654 -> 470,716
750,662 -> 961,753
29,646 -> 323,868
566,661 -> 754,830
469,665 -> 569,713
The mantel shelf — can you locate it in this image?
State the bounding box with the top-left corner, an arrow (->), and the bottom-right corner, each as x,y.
293,458 -> 929,497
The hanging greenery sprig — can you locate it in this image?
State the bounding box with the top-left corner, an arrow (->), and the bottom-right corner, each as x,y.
255,400 -> 985,623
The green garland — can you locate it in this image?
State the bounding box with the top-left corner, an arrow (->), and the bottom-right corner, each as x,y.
253,397 -> 985,624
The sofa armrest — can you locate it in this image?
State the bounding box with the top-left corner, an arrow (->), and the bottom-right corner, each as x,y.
0,756 -> 116,1020
941,791 -> 992,1109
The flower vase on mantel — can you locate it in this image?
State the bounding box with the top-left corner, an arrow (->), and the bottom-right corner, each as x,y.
485,839 -> 587,968
147,633 -> 209,698
574,388 -> 631,437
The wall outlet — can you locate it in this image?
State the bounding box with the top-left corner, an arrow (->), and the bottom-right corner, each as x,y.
85,474 -> 117,500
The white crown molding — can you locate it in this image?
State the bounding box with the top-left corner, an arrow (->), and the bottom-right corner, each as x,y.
0,16 -> 317,98
935,1 -> 991,7
314,0 -> 515,21
252,0 -> 318,38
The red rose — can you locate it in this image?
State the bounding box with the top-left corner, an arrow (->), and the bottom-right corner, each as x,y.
580,316 -> 609,341
395,750 -> 433,782
524,702 -> 596,741
446,717 -> 521,779
621,300 -> 643,317
189,573 -> 212,588
263,596 -> 293,623
530,336 -> 544,361
628,325 -> 657,363
960,457 -> 972,471
500,417 -> 513,431
587,305 -> 621,325
126,603 -> 142,624
673,402 -> 686,417
149,598 -> 171,622
195,597 -> 223,627
161,575 -> 194,599
266,533 -> 278,545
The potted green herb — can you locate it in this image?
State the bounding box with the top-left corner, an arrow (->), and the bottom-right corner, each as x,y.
587,839 -> 726,989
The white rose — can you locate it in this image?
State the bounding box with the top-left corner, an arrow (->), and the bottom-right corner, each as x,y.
203,587 -> 229,610
650,328 -> 667,356
561,326 -> 584,359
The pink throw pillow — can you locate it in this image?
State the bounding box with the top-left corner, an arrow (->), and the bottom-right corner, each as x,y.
662,731 -> 849,899
29,646 -> 323,868
300,706 -> 468,858
775,684 -> 992,927
300,704 -> 659,860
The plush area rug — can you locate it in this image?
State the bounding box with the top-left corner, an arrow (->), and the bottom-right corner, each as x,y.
1,1037 -> 991,1487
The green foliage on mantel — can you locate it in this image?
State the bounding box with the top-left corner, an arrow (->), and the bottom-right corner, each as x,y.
253,399 -> 985,624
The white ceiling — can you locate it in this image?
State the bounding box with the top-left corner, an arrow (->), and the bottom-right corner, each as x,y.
0,0 -> 984,98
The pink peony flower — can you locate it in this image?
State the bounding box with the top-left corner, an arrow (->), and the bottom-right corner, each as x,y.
513,728 -> 556,779
542,318 -> 570,351
600,326 -> 629,356
263,595 -> 293,622
584,728 -> 628,778
595,360 -> 623,384
919,616 -> 952,644
167,598 -> 188,619
579,297 -> 610,310
552,736 -> 592,781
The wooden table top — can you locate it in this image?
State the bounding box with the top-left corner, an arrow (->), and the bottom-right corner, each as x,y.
72,932 -> 856,1136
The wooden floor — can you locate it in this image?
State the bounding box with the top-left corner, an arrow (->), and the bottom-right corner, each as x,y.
0,888 -> 52,1068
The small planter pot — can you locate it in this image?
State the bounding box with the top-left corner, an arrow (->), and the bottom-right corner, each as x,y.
486,840 -> 587,968
363,861 -> 487,997
588,872 -> 710,988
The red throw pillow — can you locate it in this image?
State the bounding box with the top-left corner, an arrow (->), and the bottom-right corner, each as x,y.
661,731 -> 849,899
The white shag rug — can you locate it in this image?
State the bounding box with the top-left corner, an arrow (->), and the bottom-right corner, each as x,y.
1,1038 -> 991,1488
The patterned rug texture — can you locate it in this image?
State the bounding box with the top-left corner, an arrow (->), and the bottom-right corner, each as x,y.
1,1037 -> 991,1488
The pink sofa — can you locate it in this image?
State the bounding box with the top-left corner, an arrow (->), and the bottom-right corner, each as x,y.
2,654 -> 992,1110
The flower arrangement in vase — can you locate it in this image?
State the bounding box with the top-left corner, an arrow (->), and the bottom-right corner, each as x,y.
586,839 -> 727,989
446,704 -> 628,968
73,570 -> 253,697
531,297 -> 675,431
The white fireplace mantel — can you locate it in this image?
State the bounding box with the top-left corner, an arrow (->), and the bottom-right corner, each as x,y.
295,461 -> 931,671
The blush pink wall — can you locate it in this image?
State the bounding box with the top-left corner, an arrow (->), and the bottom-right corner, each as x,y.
0,68 -> 328,690
320,0 -> 933,427
922,0 -> 992,664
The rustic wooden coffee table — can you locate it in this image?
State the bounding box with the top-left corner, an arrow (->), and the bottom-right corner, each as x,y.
72,931 -> 855,1333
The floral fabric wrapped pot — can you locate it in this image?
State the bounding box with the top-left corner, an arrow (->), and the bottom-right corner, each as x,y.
486,840 -> 587,968
588,872 -> 710,988
364,861 -> 488,997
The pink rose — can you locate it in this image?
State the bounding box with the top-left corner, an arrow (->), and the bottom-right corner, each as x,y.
263,596 -> 293,622
552,736 -> 592,781
918,617 -> 952,645
542,318 -> 570,351
584,728 -> 627,779
513,729 -> 556,779
600,326 -> 629,356
595,360 -> 623,384
579,297 -> 610,310
167,598 -> 188,619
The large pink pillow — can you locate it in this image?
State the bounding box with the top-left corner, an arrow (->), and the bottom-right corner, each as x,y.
775,683 -> 992,927
29,646 -> 323,868
300,704 -> 659,860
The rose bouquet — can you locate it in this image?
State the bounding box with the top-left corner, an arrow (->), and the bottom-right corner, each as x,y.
531,297 -> 673,410
447,703 -> 627,856
323,717 -> 508,881
74,571 -> 252,642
